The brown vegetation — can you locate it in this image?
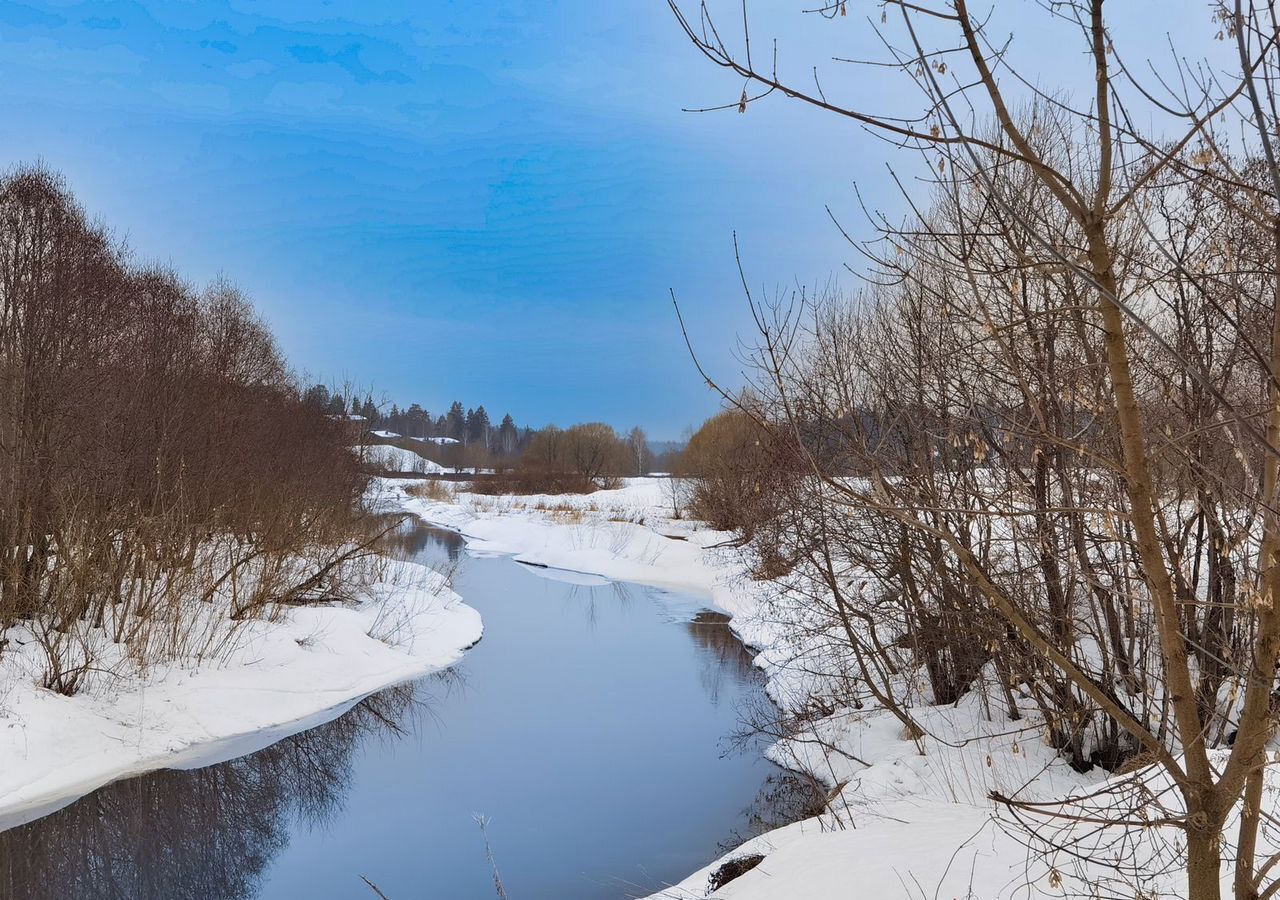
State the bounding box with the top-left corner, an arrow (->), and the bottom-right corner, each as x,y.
0,167 -> 373,690
405,480 -> 453,503
679,410 -> 793,538
480,422 -> 633,494
671,1 -> 1280,896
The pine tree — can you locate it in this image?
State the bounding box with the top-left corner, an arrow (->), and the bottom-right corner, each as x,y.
498,414 -> 518,456
446,402 -> 466,441
469,405 -> 492,448
303,384 -> 330,410
406,403 -> 428,438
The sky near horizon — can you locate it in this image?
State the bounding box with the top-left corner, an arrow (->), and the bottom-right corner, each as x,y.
0,1 -> 1228,437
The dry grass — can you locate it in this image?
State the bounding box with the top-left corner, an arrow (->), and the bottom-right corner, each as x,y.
406,479 -> 454,503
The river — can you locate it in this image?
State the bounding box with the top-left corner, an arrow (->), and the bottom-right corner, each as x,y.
0,521 -> 817,899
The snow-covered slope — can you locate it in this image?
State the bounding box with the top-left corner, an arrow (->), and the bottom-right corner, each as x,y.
364,444 -> 448,474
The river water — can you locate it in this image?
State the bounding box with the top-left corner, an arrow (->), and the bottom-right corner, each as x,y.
0,521 -> 816,899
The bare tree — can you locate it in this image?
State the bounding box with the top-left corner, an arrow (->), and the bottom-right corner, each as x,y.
668,2 -> 1280,896
0,167 -> 378,689
627,425 -> 650,476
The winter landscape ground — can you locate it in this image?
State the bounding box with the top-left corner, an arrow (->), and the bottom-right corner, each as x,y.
0,548 -> 481,832
380,478 -> 1247,899
10,2 -> 1280,899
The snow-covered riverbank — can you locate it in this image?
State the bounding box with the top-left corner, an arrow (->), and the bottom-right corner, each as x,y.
0,557 -> 481,831
387,478 -> 772,629
388,477 -> 1171,899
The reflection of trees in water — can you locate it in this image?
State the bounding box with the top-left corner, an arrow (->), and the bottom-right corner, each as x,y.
683,613 -> 828,851
720,771 -> 828,853
685,611 -> 759,707
0,684 -> 424,900
686,612 -> 757,680
561,579 -> 637,633
378,518 -> 466,565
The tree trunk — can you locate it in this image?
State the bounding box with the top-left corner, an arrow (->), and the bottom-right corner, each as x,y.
1187,827 -> 1223,900
1235,767 -> 1264,900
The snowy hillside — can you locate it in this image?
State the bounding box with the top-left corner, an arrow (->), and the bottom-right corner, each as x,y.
363,444 -> 448,475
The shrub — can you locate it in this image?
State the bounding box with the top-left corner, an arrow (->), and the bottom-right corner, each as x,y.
513,422 -> 631,491
467,471 -> 598,496
406,480 -> 453,502
679,411 -> 791,536
707,854 -> 765,892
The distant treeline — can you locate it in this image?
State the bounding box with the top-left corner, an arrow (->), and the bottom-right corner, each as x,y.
303,382 -> 688,482
302,387 -> 532,456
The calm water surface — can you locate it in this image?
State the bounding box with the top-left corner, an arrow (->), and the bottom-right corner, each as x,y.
0,522 -> 815,899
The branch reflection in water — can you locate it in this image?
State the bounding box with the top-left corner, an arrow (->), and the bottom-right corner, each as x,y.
0,519 -> 830,900
0,680 -> 441,900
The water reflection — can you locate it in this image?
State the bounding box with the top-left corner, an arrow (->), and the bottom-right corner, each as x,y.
0,521 -> 826,900
376,516 -> 466,566
686,611 -> 759,707
0,686 -> 422,900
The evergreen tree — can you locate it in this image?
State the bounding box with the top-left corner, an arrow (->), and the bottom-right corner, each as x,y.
498,414 -> 518,456
406,403 -> 428,438
445,402 -> 466,441
468,406 -> 491,448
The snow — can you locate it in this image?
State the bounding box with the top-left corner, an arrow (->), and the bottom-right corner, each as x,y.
387,479 -> 734,614
379,476 -> 1233,899
0,557 -> 481,830
650,699 -> 1097,899
370,429 -> 401,438
10,470 -> 1241,897
363,444 -> 448,474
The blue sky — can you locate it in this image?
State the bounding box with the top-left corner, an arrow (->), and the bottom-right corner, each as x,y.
0,1 -> 1223,437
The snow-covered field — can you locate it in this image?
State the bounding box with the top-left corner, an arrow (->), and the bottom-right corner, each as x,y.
387,476 -> 1227,899
0,556 -> 481,831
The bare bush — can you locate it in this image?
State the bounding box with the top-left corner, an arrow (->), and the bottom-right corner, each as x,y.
515,422 -> 631,491
669,1 -> 1280,895
679,410 -> 794,539
0,167 -> 373,690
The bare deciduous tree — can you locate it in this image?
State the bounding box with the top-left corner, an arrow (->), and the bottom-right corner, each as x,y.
0,167 -> 378,690
668,2 -> 1280,896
